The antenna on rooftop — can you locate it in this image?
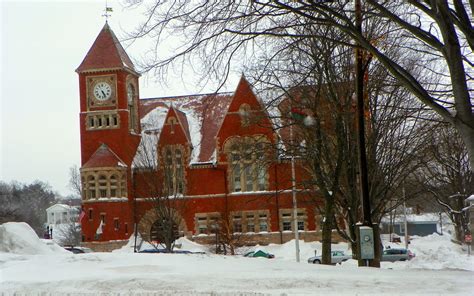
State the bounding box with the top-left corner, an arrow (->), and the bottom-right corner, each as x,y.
102,0 -> 113,21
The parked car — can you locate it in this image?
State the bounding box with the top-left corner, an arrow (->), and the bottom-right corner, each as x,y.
244,250 -> 275,259
381,248 -> 415,262
138,249 -> 193,254
64,246 -> 93,254
307,250 -> 352,264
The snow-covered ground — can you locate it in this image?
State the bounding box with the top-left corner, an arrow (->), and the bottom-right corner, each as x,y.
0,222 -> 473,295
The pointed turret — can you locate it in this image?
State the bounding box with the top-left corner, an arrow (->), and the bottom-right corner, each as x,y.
76,23 -> 137,74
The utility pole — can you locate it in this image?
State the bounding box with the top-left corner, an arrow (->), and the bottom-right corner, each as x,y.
355,0 -> 377,267
355,0 -> 371,228
403,187 -> 408,250
290,120 -> 301,263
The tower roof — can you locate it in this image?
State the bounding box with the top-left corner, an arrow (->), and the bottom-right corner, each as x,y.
82,144 -> 127,169
76,23 -> 137,74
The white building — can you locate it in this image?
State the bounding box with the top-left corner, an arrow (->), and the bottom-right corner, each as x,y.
46,204 -> 79,225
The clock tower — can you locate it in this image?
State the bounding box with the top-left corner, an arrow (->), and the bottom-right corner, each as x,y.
76,23 -> 141,242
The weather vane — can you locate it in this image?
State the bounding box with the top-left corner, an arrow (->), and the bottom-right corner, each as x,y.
102,0 -> 113,21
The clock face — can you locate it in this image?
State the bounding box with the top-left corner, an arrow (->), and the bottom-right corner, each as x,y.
127,84 -> 135,103
93,82 -> 112,101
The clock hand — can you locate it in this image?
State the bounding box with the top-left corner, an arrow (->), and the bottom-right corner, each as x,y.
101,90 -> 106,97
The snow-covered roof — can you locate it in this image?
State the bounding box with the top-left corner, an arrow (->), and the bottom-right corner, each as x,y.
135,92 -> 234,166
82,144 -> 127,169
46,204 -> 77,212
381,213 -> 441,224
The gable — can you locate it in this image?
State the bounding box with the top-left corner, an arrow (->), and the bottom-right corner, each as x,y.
158,107 -> 192,147
46,204 -> 73,213
135,93 -> 233,164
216,76 -> 276,143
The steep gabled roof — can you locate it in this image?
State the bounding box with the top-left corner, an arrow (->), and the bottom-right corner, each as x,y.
76,23 -> 136,73
82,144 -> 127,169
171,106 -> 192,145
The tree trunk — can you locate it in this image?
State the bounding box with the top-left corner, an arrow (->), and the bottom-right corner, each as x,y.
321,196 -> 334,264
455,121 -> 474,171
369,224 -> 381,268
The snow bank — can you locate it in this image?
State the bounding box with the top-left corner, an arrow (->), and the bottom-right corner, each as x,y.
382,233 -> 474,271
236,234 -> 473,271
113,233 -> 209,253
0,222 -> 67,255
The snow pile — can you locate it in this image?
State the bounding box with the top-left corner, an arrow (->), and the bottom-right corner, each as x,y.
383,233 -> 474,271
0,224 -> 472,295
0,222 -> 67,255
237,234 -> 473,271
260,239 -> 350,261
113,233 -> 209,253
112,233 -> 146,253
40,239 -> 68,253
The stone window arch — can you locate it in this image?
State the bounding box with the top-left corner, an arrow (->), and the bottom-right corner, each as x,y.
110,174 -> 118,197
80,169 -> 127,200
98,175 -> 108,198
225,137 -> 269,192
128,82 -> 137,132
162,145 -> 186,196
87,175 -> 96,199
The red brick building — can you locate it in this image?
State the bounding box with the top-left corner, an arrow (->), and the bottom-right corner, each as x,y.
78,23 -> 323,247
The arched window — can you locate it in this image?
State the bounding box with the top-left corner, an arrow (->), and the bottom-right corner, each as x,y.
110,175 -> 118,197
227,139 -> 268,192
120,174 -> 127,198
87,175 -> 96,199
175,149 -> 184,194
150,218 -> 180,243
127,83 -> 136,131
165,149 -> 173,194
98,175 -> 107,198
230,145 -> 242,192
81,170 -> 127,199
163,146 -> 185,196
81,177 -> 86,199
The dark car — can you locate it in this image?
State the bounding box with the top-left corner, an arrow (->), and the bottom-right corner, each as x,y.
381,248 -> 415,262
138,249 -> 193,254
64,246 -> 93,254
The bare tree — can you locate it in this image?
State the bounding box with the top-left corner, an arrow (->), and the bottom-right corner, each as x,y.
132,133 -> 188,252
246,16 -> 432,264
56,217 -> 82,247
123,0 -> 473,169
68,165 -> 82,198
416,124 -> 473,242
0,180 -> 55,235
0,182 -> 21,224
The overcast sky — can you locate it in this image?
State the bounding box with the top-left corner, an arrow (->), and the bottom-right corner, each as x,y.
1,0 -> 239,196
